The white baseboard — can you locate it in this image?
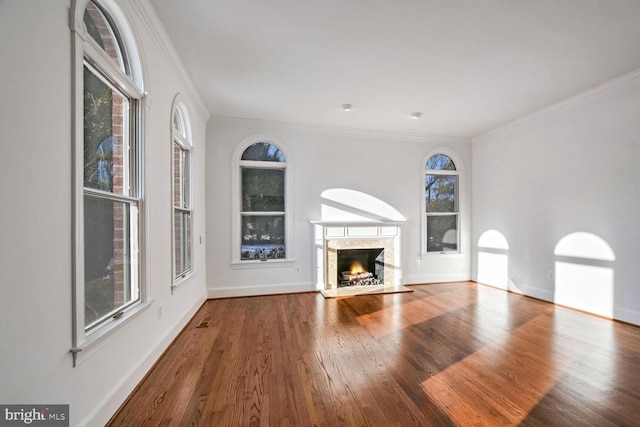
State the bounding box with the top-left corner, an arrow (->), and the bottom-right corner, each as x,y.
479,282 -> 640,327
511,284 -> 554,302
614,306 -> 640,326
207,282 -> 316,299
403,272 -> 471,285
83,297 -> 206,426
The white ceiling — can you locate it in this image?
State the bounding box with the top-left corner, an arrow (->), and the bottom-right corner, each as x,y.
148,0 -> 640,138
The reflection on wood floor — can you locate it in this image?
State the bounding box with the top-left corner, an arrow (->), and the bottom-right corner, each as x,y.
109,282 -> 640,426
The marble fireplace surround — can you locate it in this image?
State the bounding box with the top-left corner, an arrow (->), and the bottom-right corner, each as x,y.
312,221 -> 412,298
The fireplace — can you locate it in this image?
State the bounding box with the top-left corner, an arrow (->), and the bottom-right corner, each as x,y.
337,248 -> 384,287
313,221 -> 410,297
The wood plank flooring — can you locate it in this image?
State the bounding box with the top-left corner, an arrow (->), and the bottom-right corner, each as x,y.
108,282 -> 640,426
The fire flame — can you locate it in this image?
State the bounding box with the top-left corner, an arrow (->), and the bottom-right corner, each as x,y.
350,261 -> 366,274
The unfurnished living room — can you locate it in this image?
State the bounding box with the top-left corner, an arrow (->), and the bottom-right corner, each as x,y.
1,0 -> 640,425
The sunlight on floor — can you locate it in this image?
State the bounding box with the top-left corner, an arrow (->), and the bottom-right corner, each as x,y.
355,287 -> 476,338
420,312 -> 589,425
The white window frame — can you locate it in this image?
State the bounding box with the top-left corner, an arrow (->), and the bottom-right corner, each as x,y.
70,0 -> 151,366
171,97 -> 194,286
230,136 -> 295,267
421,148 -> 464,257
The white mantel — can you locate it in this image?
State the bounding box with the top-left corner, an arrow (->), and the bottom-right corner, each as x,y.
311,220 -> 401,238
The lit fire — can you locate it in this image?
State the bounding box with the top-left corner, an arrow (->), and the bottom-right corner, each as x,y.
341,260 -> 379,286
350,261 -> 366,274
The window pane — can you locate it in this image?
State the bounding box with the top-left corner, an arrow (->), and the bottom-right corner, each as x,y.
426,174 -> 458,212
174,210 -> 191,277
241,215 -> 285,260
427,215 -> 458,252
84,66 -> 129,195
83,1 -> 128,73
182,150 -> 191,209
426,154 -> 456,170
174,144 -> 191,208
173,143 -> 190,208
241,142 -> 285,162
173,110 -> 186,138
84,195 -> 138,329
242,168 -> 285,212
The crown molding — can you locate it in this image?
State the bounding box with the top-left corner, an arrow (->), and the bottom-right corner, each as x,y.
130,0 -> 211,121
474,66 -> 640,142
210,115 -> 470,144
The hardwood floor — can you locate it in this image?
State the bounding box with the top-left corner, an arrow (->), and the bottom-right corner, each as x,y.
108,282 -> 640,426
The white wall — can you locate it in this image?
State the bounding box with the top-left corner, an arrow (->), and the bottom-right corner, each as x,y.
472,70 -> 640,325
0,1 -> 208,425
206,117 -> 472,297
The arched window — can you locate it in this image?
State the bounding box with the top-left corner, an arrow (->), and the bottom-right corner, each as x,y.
83,1 -> 128,73
423,153 -> 460,254
72,0 -> 146,363
172,101 -> 193,282
235,140 -> 291,262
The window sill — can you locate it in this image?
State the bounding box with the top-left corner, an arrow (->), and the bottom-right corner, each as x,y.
231,259 -> 296,269
71,299 -> 154,367
172,270 -> 196,289
420,252 -> 464,260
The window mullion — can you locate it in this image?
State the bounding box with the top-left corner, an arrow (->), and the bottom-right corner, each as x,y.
425,169 -> 458,176
240,160 -> 286,169
240,211 -> 285,216
174,133 -> 190,149
84,188 -> 140,204
84,46 -> 142,99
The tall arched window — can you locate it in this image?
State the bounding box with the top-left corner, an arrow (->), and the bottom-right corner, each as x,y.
234,140 -> 292,263
172,100 -> 193,282
423,152 -> 460,254
71,0 -> 146,363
